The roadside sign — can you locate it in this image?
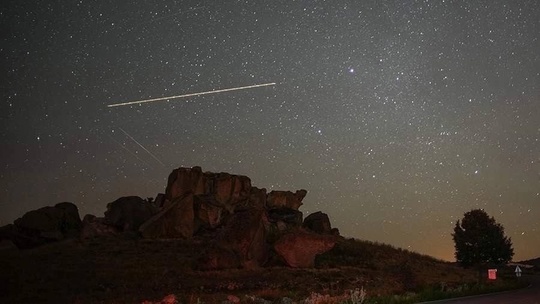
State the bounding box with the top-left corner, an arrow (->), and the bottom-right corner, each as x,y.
515,266 -> 522,277
488,269 -> 497,280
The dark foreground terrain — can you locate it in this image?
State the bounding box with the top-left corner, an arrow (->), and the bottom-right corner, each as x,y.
424,275 -> 540,304
0,236 -> 485,303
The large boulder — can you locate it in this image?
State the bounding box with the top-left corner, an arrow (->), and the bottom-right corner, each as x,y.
212,172 -> 252,212
14,207 -> 63,241
266,190 -> 307,210
1,229 -> 40,249
139,194 -> 195,239
274,228 -> 336,268
165,167 -> 252,213
80,214 -> 119,239
5,202 -> 82,248
228,187 -> 267,211
0,224 -> 14,240
165,166 -> 207,200
303,211 -> 332,234
104,196 -> 159,232
194,195 -> 225,230
0,224 -> 17,246
55,202 -> 83,238
248,187 -> 267,210
153,193 -> 167,208
267,208 -> 303,232
210,209 -> 268,269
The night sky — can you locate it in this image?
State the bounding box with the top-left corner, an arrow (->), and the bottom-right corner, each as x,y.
1,1 -> 539,261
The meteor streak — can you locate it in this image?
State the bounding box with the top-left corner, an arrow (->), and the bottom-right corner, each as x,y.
108,134 -> 153,168
118,127 -> 165,167
107,82 -> 276,108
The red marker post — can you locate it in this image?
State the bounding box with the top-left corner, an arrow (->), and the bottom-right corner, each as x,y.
487,269 -> 497,280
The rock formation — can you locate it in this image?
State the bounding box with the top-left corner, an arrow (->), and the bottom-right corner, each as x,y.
104,196 -> 159,232
153,193 -> 167,208
194,195 -> 225,230
266,190 -> 307,210
156,166 -> 332,269
216,209 -> 268,269
0,166 -> 339,269
248,187 -> 267,210
0,202 -> 82,249
165,166 -> 252,213
140,194 -> 196,239
303,211 -> 332,234
198,209 -> 268,270
80,214 -> 119,239
274,228 -> 337,268
267,208 -> 303,232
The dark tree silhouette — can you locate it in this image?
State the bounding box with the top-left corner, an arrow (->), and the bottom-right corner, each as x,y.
452,209 -> 514,268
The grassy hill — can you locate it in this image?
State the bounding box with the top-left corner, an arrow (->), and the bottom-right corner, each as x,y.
519,257 -> 540,267
516,257 -> 540,274
0,236 -> 521,303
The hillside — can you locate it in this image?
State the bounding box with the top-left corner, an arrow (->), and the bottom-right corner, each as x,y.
517,257 -> 540,273
0,236 -> 478,303
0,167 -> 522,303
520,257 -> 540,267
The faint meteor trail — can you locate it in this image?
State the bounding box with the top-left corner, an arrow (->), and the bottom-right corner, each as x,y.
108,134 -> 153,168
107,82 -> 276,108
118,127 -> 165,167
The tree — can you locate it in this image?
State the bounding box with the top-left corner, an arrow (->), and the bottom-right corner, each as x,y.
452,209 -> 514,268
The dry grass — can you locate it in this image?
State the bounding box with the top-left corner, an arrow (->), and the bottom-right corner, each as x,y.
0,236 -> 479,303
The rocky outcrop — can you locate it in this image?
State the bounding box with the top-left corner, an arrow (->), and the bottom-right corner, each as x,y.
153,193 -> 167,208
0,224 -> 14,241
2,202 -> 82,248
194,195 -> 225,230
274,228 -> 337,268
266,190 -> 307,210
139,194 -> 196,239
303,211 -> 332,234
104,196 -> 159,232
201,209 -> 268,269
0,224 -> 17,245
165,167 -> 251,212
212,172 -> 252,212
55,202 -> 83,238
155,167 -> 260,237
165,166 -> 207,200
267,208 -> 303,232
248,187 -> 267,210
157,167 -> 336,269
222,209 -> 268,269
1,166 -> 339,271
80,214 -> 119,239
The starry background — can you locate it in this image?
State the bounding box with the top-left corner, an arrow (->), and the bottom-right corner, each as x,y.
1,0 -> 539,261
